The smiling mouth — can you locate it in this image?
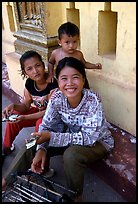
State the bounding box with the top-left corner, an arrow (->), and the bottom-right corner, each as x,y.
65,88 -> 76,93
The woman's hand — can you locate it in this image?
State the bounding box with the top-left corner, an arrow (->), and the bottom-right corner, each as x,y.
31,149 -> 46,174
11,115 -> 26,123
2,104 -> 15,119
6,115 -> 26,123
31,131 -> 51,144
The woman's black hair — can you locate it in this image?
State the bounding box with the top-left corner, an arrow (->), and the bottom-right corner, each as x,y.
58,22 -> 80,40
19,50 -> 44,79
56,57 -> 90,88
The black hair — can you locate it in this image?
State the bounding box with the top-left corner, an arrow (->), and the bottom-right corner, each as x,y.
19,50 -> 44,79
56,57 -> 90,89
58,22 -> 80,40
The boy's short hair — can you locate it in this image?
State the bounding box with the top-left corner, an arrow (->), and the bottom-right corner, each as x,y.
58,22 -> 79,40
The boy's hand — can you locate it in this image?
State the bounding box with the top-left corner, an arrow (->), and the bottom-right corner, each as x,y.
95,63 -> 102,69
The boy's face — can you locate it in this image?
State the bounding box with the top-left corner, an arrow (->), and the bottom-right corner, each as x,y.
58,34 -> 79,54
23,57 -> 45,81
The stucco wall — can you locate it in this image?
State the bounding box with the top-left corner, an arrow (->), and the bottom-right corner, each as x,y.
2,2 -> 17,63
75,2 -> 136,135
45,2 -> 67,37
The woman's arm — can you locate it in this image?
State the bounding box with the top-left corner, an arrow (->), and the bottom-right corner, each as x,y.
2,88 -> 32,118
47,102 -> 110,147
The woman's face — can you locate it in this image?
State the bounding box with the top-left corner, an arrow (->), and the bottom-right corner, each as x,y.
58,66 -> 84,106
23,57 -> 45,81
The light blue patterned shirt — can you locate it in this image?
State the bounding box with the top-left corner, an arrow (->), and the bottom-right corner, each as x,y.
38,88 -> 114,151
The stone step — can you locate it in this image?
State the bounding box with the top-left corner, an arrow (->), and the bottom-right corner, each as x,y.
90,123 -> 136,202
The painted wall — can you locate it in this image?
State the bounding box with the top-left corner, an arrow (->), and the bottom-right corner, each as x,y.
45,2 -> 67,37
2,2 -> 136,135
2,2 -> 17,63
75,2 -> 136,135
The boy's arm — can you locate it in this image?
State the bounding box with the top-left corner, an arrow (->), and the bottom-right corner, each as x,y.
47,51 -> 56,82
80,51 -> 102,69
48,62 -> 54,78
85,62 -> 102,69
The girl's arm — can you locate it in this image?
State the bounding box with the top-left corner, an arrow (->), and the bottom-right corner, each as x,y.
18,110 -> 45,121
14,88 -> 33,112
2,88 -> 32,117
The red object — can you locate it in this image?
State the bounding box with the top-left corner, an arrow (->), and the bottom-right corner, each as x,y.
3,107 -> 42,150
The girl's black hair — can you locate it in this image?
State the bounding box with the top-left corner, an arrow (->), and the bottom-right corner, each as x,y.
56,57 -> 90,89
19,50 -> 44,79
58,22 -> 80,40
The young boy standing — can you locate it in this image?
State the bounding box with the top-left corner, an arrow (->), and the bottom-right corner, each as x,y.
47,22 -> 102,84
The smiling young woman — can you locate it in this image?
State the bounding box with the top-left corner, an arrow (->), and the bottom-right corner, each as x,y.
2,57 -> 114,202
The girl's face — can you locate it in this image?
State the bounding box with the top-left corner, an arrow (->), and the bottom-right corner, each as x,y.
23,57 -> 45,81
58,66 -> 84,107
59,34 -> 79,54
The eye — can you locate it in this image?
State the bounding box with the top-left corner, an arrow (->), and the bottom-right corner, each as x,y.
35,63 -> 42,67
26,67 -> 32,72
73,75 -> 80,79
61,77 -> 67,80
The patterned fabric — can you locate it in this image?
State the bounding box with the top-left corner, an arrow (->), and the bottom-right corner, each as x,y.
38,89 -> 114,151
24,77 -> 58,108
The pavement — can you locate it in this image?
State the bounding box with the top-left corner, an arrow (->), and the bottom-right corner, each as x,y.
2,94 -> 127,202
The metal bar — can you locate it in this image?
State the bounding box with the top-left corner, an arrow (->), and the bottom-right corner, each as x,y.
3,173 -> 75,202
15,185 -> 52,202
10,194 -> 25,202
17,176 -> 63,197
